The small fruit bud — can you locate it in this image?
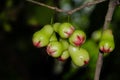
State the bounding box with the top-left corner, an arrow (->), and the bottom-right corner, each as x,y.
58,50 -> 70,61
59,38 -> 69,50
49,32 -> 58,42
53,23 -> 61,32
91,30 -> 102,42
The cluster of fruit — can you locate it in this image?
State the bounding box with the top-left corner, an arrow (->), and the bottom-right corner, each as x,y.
92,29 -> 115,55
99,29 -> 115,54
32,22 -> 90,67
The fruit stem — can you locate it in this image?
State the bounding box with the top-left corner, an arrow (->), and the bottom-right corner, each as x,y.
50,17 -> 54,26
67,15 -> 70,23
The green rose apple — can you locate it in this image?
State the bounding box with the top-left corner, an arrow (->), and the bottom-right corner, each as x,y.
58,22 -> 75,38
99,40 -> 115,53
99,29 -> 115,53
46,41 -> 63,58
49,32 -> 58,42
32,24 -> 54,48
59,38 -> 69,50
53,23 -> 61,32
69,30 -> 86,47
101,29 -> 114,41
68,45 -> 90,67
91,29 -> 102,42
58,50 -> 70,61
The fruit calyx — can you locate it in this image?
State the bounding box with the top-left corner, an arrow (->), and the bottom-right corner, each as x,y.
46,46 -> 56,55
73,35 -> 85,46
64,26 -> 75,37
33,41 -> 41,48
84,60 -> 89,65
99,46 -> 112,53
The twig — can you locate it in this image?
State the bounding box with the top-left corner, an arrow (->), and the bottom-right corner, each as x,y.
67,0 -> 106,15
103,0 -> 119,30
27,0 -> 106,15
94,52 -> 103,80
27,0 -> 64,13
94,0 -> 118,80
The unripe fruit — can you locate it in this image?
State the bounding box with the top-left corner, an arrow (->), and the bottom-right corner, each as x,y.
69,30 -> 86,47
99,40 -> 115,53
101,29 -> 114,41
32,24 -> 54,48
68,45 -> 90,67
91,30 -> 101,42
53,23 -> 61,32
58,22 -> 75,38
59,38 -> 69,50
99,29 -> 115,53
46,41 -> 63,58
58,50 -> 70,61
27,17 -> 38,26
49,32 -> 58,42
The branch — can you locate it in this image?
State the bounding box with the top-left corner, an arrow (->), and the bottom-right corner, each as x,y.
94,52 -> 103,80
94,0 -> 119,80
103,0 -> 119,30
27,0 -> 64,13
27,0 -> 106,15
67,0 -> 106,15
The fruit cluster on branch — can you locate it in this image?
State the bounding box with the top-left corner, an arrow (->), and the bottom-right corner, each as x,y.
99,29 -> 115,54
32,22 -> 115,68
32,22 -> 90,67
92,29 -> 115,55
